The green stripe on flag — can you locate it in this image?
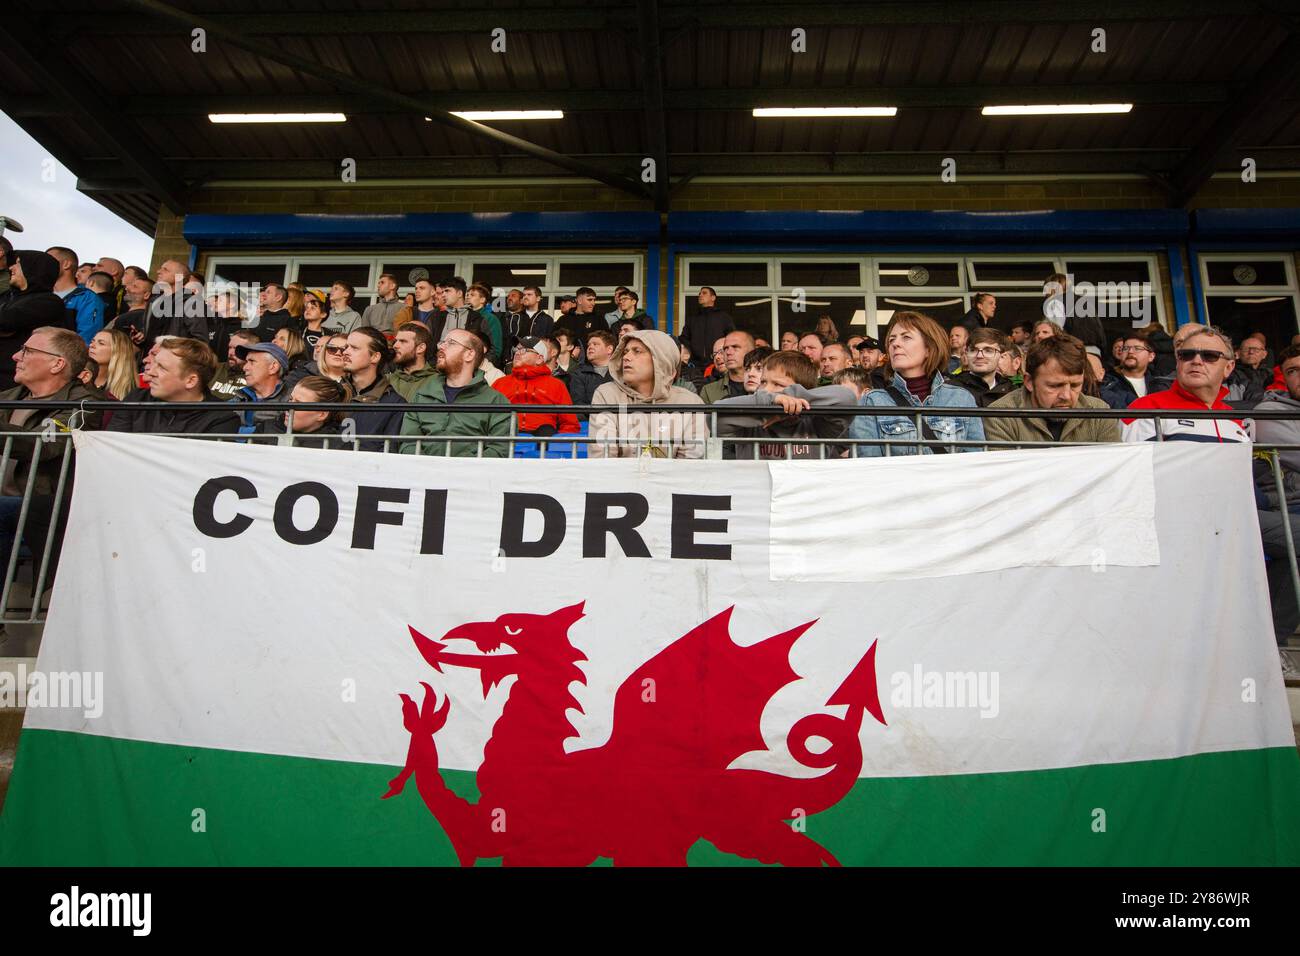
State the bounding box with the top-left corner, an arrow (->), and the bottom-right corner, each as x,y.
3,729 -> 1298,866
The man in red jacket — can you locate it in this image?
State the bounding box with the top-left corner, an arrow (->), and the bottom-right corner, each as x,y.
1121,327 -> 1250,443
493,336 -> 580,437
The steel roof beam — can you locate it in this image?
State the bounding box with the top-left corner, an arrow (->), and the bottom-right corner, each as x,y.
115,0 -> 650,199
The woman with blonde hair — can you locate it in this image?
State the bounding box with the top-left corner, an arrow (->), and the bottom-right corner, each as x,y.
848,311 -> 983,456
87,328 -> 139,399
286,281 -> 306,319
316,332 -> 350,382
272,325 -> 311,389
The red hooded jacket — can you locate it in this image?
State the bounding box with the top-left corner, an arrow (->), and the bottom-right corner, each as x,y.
492,364 -> 581,433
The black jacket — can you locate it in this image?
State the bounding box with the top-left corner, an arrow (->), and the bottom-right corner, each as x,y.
555,310 -> 605,344
683,306 -> 736,365
250,308 -> 295,342
944,370 -> 1017,408
106,387 -> 242,435
1099,368 -> 1158,410
1144,325 -> 1175,377
1061,314 -> 1107,352
143,291 -> 220,352
0,251 -> 75,389
345,375 -> 406,451
501,310 -> 553,354
254,417 -> 351,449
565,363 -> 612,412
958,307 -> 992,335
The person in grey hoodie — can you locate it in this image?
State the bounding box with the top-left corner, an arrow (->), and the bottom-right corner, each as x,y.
1253,344 -> 1300,652
360,272 -> 403,332
712,350 -> 857,459
589,329 -> 708,458
327,280 -> 363,333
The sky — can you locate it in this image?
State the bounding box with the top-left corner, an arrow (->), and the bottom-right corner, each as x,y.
0,111 -> 155,268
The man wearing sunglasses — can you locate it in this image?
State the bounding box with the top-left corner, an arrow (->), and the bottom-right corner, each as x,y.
1121,328 -> 1250,443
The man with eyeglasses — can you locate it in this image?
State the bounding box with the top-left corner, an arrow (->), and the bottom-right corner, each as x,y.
946,328 -> 1016,407
1122,328 -> 1250,443
1100,332 -> 1158,409
0,328 -> 104,603
400,329 -> 511,457
1226,333 -> 1273,406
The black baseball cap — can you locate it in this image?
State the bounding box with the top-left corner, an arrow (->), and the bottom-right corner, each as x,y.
854,336 -> 881,350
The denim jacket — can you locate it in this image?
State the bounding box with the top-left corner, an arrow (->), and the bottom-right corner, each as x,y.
850,370 -> 984,457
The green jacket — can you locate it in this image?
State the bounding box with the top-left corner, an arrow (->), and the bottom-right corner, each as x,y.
984,388 -> 1119,446
0,380 -> 104,495
700,375 -> 744,404
399,370 -> 513,457
387,364 -> 438,401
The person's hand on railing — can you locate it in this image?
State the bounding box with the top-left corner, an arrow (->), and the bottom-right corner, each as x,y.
772,394 -> 811,415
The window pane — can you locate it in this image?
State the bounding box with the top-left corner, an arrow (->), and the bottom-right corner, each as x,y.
970,260 -> 1056,285
471,262 -> 547,291
683,295 -> 772,342
779,261 -> 862,288
295,263 -> 371,290
1064,260 -> 1152,286
978,294 -> 1049,335
688,261 -> 769,288
1205,260 -> 1290,288
1206,295 -> 1299,357
776,295 -> 867,347
558,261 -> 635,290
872,295 -> 967,337
876,261 -> 961,288
210,262 -> 287,288
382,262 -> 457,286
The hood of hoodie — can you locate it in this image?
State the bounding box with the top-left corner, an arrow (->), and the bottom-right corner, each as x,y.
13,250 -> 59,294
606,329 -> 681,403
509,362 -> 554,381
1258,389 -> 1300,412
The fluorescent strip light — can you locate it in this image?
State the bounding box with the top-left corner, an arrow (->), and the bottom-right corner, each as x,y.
510,269 -> 548,275
208,113 -> 347,124
753,107 -> 897,118
452,110 -> 564,121
981,104 -> 1133,116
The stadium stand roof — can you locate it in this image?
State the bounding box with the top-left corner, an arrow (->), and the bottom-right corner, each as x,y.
4,0 -> 1300,233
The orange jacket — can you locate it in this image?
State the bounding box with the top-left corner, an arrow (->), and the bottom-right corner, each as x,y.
492,364 -> 581,433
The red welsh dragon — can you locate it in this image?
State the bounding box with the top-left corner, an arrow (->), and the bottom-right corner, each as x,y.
383,601 -> 885,866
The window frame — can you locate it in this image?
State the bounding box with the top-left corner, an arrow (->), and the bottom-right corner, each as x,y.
206,252 -> 644,316
679,251 -> 1168,341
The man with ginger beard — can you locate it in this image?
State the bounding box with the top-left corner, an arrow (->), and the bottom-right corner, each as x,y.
400,327 -> 511,457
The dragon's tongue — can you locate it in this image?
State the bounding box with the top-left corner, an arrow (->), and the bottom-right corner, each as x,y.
478,656 -> 515,697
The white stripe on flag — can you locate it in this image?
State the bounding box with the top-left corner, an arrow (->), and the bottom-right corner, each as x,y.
768,443 -> 1159,582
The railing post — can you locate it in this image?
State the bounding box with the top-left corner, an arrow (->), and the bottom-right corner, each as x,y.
1270,454 -> 1300,624
28,439 -> 74,620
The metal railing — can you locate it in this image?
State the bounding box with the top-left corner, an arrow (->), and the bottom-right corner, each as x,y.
0,399 -> 1297,656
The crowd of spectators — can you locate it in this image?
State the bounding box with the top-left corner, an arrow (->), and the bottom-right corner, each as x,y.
0,241 -> 1297,663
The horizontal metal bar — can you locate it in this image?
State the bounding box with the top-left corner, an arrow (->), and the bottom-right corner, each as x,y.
5,400 -> 1294,420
